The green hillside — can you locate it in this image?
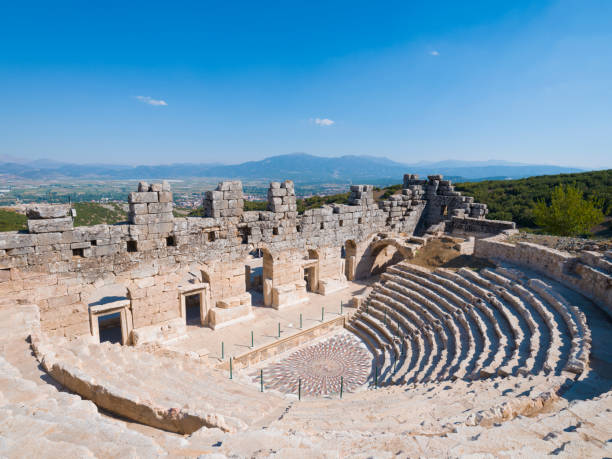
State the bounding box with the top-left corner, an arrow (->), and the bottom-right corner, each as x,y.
73,202 -> 127,227
0,209 -> 27,232
453,170 -> 611,229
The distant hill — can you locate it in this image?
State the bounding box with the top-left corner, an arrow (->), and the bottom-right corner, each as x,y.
0,153 -> 583,184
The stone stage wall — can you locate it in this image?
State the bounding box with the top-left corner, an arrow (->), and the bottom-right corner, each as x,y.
0,174 -> 512,342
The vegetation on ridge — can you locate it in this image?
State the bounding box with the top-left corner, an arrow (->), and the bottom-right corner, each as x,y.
532,185 -> 605,237
453,169 -> 611,230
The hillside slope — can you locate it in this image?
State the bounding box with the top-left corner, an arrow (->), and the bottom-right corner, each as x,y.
453,169 -> 611,228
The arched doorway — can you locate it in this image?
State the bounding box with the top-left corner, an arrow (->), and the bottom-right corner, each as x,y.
364,239 -> 411,278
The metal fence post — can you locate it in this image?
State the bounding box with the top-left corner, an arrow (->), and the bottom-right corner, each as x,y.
260,369 -> 263,392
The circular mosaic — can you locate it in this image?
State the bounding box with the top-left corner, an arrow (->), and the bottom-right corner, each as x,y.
253,333 -> 372,397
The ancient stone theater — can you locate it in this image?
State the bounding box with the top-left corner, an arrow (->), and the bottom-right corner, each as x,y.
0,174 -> 610,457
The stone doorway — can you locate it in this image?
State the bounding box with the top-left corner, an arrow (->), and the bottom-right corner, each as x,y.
179,283 -> 209,327
184,293 -> 202,325
304,265 -> 318,292
89,299 -> 132,345
98,312 -> 122,344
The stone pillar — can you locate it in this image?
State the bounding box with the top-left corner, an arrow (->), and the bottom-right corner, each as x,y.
128,181 -> 174,239
203,181 -> 243,218
267,180 -> 297,218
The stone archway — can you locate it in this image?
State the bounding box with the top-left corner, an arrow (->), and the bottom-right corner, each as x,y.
360,238 -> 413,278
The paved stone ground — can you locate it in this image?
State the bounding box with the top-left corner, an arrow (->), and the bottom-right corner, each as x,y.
164,280 -> 373,363
252,332 -> 371,397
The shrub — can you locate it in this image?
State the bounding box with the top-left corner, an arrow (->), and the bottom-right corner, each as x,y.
532,185 -> 604,236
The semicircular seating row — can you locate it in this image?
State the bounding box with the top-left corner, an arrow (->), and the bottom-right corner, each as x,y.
347,261 -> 592,387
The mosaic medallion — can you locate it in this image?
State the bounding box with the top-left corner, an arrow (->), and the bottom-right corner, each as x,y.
253,333 -> 372,397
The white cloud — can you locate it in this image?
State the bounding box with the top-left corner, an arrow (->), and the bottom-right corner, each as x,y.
314,117 -> 335,126
430,50 -> 440,56
135,96 -> 168,106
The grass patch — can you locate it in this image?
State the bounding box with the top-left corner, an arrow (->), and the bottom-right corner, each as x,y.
0,209 -> 27,232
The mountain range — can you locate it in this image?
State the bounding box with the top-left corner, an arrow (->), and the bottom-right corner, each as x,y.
0,153 -> 583,183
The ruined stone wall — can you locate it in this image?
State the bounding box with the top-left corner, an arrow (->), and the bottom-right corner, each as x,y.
0,174 -> 506,339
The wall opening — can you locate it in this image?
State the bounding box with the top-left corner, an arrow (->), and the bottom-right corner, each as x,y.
273,227 -> 279,235
98,312 -> 122,344
320,222 -> 325,230
185,293 -> 202,325
208,231 -> 216,242
304,266 -> 316,292
441,205 -> 448,217
344,240 -> 357,280
127,240 -> 138,252
370,243 -> 404,276
90,240 -> 98,246
339,220 -> 344,227
166,235 -> 176,247
72,248 -> 84,258
358,217 -> 363,224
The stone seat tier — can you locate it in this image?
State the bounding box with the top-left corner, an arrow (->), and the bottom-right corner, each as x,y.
32,334 -> 286,434
0,347 -> 166,458
482,267 -> 589,375
382,271 -> 467,380
451,268 -> 537,376
380,278 -> 456,381
528,278 -> 591,374
359,298 -> 423,384
386,266 -> 480,380
352,313 -> 396,381
391,263 -> 492,378
470,268 -> 555,375
368,293 -> 441,383
419,270 -> 503,379
351,318 -> 388,372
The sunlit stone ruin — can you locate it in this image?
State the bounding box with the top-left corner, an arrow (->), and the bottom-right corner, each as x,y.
1,174 -> 610,457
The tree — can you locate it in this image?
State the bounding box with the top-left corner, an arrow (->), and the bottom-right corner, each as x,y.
532,184 -> 604,236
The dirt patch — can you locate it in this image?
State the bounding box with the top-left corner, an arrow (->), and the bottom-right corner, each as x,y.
409,238 -> 494,271
507,231 -> 612,254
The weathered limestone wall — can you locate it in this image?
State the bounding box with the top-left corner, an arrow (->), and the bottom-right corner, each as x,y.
474,233 -> 612,318
0,173 -> 506,340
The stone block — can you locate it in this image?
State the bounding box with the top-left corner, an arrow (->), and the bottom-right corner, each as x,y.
26,204 -> 71,219
150,183 -> 163,192
128,192 -> 158,203
129,203 -> 148,215
0,233 -> 36,250
158,191 -> 173,203
148,202 -> 173,214
27,217 -> 73,234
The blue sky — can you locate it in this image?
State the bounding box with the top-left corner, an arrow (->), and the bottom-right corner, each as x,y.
0,1 -> 610,168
